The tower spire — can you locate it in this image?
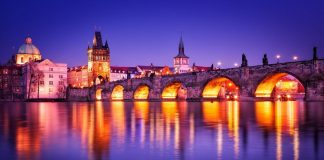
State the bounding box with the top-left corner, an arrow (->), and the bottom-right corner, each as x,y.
93,31 -> 103,48
174,35 -> 188,58
105,40 -> 109,49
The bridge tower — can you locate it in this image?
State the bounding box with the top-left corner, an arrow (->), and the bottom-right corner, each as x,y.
173,36 -> 190,73
87,31 -> 111,86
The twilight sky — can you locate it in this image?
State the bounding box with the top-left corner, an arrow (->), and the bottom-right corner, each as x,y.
0,0 -> 323,68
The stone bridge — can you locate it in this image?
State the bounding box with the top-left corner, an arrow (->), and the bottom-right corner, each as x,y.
68,59 -> 324,101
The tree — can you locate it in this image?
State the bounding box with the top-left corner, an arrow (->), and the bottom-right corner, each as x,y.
27,62 -> 44,99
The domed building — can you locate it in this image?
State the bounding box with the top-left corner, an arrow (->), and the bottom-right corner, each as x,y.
15,37 -> 42,65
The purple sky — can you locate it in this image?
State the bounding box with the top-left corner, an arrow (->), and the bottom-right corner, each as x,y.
0,0 -> 323,68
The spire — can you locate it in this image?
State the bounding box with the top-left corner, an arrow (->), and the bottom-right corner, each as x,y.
105,40 -> 109,49
174,35 -> 189,58
93,31 -> 103,48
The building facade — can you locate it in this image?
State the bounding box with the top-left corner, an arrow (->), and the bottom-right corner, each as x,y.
136,64 -> 172,78
173,37 -> 191,73
67,65 -> 88,88
110,66 -> 137,82
23,59 -> 67,99
0,65 -> 24,100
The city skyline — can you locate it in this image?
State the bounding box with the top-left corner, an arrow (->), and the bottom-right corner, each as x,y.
0,0 -> 323,68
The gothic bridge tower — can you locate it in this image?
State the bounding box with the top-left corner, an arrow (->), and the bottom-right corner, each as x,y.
173,36 -> 190,73
87,31 -> 110,86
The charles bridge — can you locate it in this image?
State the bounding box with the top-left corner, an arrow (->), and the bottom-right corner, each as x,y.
68,55 -> 324,101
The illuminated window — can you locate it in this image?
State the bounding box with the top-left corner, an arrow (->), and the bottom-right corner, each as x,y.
21,57 -> 24,63
3,69 -> 8,74
49,81 -> 53,85
49,88 -> 53,92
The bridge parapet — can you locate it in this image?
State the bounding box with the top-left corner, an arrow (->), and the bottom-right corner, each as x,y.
68,59 -> 324,101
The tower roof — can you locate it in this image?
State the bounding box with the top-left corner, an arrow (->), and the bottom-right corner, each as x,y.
174,36 -> 189,58
89,31 -> 110,50
92,31 -> 104,48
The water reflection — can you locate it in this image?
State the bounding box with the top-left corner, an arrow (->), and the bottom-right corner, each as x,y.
0,101 -> 323,160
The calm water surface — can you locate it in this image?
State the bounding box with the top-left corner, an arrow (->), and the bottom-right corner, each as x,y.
0,101 -> 323,160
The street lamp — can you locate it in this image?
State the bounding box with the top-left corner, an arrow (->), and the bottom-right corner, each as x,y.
276,55 -> 281,63
234,63 -> 238,67
293,56 -> 298,61
217,61 -> 222,68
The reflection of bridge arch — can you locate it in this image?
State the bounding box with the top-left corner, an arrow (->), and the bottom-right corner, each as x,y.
202,77 -> 239,99
133,84 -> 150,100
96,88 -> 103,100
254,72 -> 305,99
162,81 -> 187,100
111,85 -> 124,100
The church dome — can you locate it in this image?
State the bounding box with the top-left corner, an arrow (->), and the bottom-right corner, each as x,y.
17,37 -> 40,55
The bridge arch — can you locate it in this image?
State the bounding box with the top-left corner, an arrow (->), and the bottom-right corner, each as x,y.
95,88 -> 103,100
111,84 -> 124,100
161,81 -> 187,100
254,71 -> 305,99
133,84 -> 150,100
202,76 -> 240,100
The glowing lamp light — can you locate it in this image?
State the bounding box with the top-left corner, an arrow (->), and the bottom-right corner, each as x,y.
234,63 -> 238,67
277,95 -> 281,98
293,56 -> 298,61
276,54 -> 281,63
217,62 -> 222,66
226,95 -> 230,99
234,95 -> 238,99
287,94 -> 291,98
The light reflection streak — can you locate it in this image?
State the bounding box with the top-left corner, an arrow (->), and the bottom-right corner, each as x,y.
134,101 -> 149,146
111,101 -> 126,145
217,123 -> 223,160
275,101 -> 282,160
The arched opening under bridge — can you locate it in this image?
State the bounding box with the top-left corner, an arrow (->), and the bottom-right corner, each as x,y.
96,88 -> 103,100
134,85 -> 150,100
255,73 -> 305,100
111,85 -> 124,100
95,75 -> 105,85
202,77 -> 239,100
162,82 -> 187,100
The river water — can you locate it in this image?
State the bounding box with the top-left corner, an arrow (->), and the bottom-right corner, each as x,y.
0,101 -> 323,160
